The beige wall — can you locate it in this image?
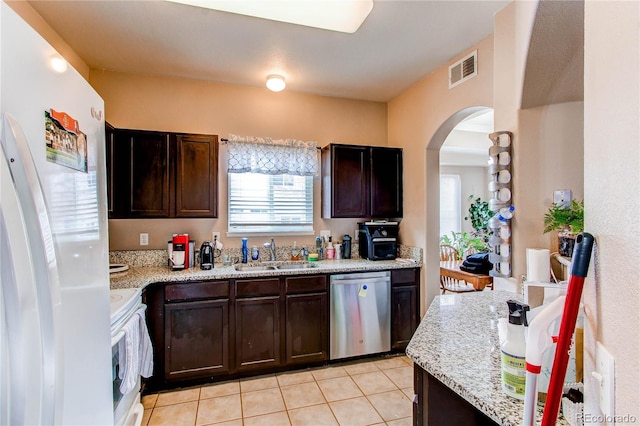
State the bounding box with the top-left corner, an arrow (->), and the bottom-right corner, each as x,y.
388,35 -> 495,310
90,71 -> 387,250
583,1 -> 639,421
6,1 -> 90,80
514,102 -> 584,278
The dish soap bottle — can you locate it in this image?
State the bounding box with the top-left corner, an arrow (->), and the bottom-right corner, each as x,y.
241,237 -> 249,264
326,237 -> 335,259
291,241 -> 300,261
501,300 -> 529,400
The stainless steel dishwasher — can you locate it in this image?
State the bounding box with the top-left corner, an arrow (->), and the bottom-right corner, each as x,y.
330,271 -> 391,360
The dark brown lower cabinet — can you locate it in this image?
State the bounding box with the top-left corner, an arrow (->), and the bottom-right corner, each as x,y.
143,268 -> 417,391
234,296 -> 281,372
414,366 -> 497,426
391,268 -> 420,351
165,299 -> 230,381
391,285 -> 417,350
285,292 -> 328,364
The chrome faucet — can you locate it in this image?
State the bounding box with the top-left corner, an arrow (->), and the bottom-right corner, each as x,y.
264,238 -> 277,261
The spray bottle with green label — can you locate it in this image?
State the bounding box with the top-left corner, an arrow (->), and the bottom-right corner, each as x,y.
501,300 -> 530,400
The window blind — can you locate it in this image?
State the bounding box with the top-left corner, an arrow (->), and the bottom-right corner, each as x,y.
228,172 -> 313,234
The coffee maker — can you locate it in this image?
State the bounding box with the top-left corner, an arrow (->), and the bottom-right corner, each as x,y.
358,221 -> 399,260
200,241 -> 214,270
170,234 -> 189,270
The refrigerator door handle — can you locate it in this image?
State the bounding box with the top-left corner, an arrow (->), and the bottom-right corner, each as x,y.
0,114 -> 63,425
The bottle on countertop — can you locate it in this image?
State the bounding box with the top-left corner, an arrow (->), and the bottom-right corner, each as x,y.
326,237 -> 335,259
300,246 -> 308,261
500,300 -> 529,400
241,237 -> 249,264
316,236 -> 324,260
291,241 -> 300,261
251,245 -> 259,261
342,235 -> 352,259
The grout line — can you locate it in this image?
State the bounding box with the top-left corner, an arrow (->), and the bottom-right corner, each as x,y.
144,355 -> 412,425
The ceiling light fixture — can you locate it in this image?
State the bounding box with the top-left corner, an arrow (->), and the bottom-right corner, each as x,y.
266,74 -> 286,92
50,56 -> 68,73
165,0 -> 374,33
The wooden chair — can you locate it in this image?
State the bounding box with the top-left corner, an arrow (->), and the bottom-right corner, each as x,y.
439,244 -> 458,261
439,244 -> 476,293
440,274 -> 477,293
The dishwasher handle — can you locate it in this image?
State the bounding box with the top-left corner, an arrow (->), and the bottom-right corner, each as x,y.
330,271 -> 390,286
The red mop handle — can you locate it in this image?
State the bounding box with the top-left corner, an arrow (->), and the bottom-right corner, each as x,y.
541,233 -> 594,425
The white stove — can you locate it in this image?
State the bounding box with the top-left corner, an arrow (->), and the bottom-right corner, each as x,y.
109,288 -> 145,426
110,288 -> 142,333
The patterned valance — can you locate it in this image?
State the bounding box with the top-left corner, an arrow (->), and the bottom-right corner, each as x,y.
227,134 -> 319,176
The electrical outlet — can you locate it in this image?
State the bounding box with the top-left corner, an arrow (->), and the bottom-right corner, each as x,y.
553,189 -> 572,208
139,233 -> 149,246
354,228 -> 359,241
212,231 -> 220,242
320,230 -> 331,238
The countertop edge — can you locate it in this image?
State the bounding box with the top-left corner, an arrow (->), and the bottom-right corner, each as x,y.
110,259 -> 421,290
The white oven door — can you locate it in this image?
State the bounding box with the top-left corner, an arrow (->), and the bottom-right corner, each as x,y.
112,331 -> 143,426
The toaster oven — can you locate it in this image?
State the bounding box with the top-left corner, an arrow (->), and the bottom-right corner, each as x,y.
358,221 -> 399,260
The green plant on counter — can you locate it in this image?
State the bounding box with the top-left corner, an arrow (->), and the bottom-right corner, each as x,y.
440,231 -> 490,260
543,199 -> 584,234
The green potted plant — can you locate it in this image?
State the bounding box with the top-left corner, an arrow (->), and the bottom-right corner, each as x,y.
440,231 -> 490,260
440,195 -> 492,259
465,195 -> 493,236
543,199 -> 584,257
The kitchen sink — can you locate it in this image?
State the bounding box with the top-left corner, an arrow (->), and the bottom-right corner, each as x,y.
234,262 -> 317,272
234,264 -> 277,272
275,263 -> 317,270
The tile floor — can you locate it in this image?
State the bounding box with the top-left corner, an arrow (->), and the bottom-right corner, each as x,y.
141,355 -> 414,426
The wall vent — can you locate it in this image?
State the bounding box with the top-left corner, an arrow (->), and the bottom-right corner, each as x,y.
448,50 -> 477,89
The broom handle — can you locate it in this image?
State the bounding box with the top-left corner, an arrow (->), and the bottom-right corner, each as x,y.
541,233 -> 594,425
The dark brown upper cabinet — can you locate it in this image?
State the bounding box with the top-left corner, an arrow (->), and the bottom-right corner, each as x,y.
175,133 -> 218,217
107,127 -> 218,218
321,144 -> 403,219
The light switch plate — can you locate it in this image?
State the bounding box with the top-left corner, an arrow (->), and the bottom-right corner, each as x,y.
553,189 -> 572,208
139,233 -> 149,246
595,341 -> 615,417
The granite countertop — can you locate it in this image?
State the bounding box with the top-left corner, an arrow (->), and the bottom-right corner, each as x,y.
109,258 -> 421,290
406,290 -> 568,426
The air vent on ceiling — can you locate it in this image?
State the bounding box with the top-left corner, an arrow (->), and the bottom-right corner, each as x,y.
448,50 -> 477,89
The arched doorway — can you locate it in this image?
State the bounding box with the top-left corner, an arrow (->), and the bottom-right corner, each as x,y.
439,109 -> 493,241
423,106 -> 492,305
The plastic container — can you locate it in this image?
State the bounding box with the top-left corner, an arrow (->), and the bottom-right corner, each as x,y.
326,242 -> 335,259
498,205 -> 515,221
308,253 -> 319,262
501,300 -> 529,400
562,383 -> 584,426
241,238 -> 248,264
291,241 -> 300,260
251,245 -> 259,261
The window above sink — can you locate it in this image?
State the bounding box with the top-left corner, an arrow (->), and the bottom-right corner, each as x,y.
228,173 -> 314,235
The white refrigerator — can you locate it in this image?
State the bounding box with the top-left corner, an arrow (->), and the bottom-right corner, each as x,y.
1,2 -> 113,424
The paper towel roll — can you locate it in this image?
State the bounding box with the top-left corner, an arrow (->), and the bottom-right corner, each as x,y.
526,248 -> 550,282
